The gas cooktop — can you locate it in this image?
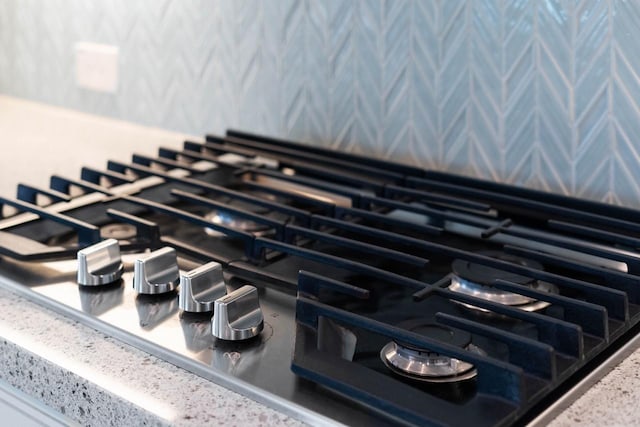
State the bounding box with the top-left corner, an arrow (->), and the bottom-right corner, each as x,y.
0,130 -> 639,426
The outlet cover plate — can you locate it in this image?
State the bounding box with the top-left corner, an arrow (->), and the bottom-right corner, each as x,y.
75,42 -> 119,93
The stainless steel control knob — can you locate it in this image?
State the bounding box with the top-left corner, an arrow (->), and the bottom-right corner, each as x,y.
77,239 -> 124,286
212,285 -> 264,341
179,262 -> 226,313
133,247 -> 179,294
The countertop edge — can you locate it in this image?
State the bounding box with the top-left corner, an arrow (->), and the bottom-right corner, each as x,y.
0,284 -> 304,427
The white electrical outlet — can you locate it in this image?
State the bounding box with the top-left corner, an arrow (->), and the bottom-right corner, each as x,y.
75,42 -> 119,93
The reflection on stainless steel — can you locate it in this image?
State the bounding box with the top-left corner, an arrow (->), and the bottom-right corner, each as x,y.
178,262 -> 226,313
212,285 -> 264,341
0,253 -> 381,426
216,153 -> 251,166
385,207 -> 435,226
381,341 -> 485,384
216,152 -> 279,169
211,349 -> 245,376
133,247 -> 179,294
0,174 -> 179,231
185,160 -> 218,172
250,174 -> 354,208
180,315 -> 214,352
135,292 -> 179,329
209,323 -> 273,376
99,223 -> 137,241
203,211 -> 271,237
444,218 -> 631,272
77,239 -> 124,286
317,318 -> 357,361
210,349 -> 244,376
78,281 -> 124,316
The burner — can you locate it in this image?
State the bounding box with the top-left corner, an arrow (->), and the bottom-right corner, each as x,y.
448,253 -> 558,312
380,321 -> 485,384
48,222 -> 138,247
100,223 -> 137,241
204,210 -> 272,237
201,190 -> 284,237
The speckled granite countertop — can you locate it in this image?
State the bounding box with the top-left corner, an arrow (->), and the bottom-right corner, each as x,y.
1,95 -> 639,426
549,351 -> 640,426
0,286 -> 303,426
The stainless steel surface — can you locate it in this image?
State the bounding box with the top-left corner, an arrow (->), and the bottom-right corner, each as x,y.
0,171 -> 191,231
0,235 -> 633,427
211,285 -> 264,341
448,275 -> 558,313
0,127 -> 632,424
0,254 -> 352,427
133,247 -> 179,294
99,223 -> 137,241
251,174 -> 354,208
380,341 -> 479,383
178,262 -> 226,313
0,160 -> 368,425
444,217 -> 632,273
211,151 -> 278,169
0,173 -> 189,230
76,239 -> 124,286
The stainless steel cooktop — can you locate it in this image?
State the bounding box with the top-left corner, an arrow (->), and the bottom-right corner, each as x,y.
0,130 -> 640,426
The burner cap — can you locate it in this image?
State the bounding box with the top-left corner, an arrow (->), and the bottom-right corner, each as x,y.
451,254 -> 542,287
221,189 -> 279,213
395,319 -> 471,350
204,210 -> 271,237
100,223 -> 137,241
201,189 -> 285,237
380,321 -> 484,384
449,252 -> 558,312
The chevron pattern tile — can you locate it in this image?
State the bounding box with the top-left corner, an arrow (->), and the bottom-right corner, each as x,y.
1,1 -> 640,206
